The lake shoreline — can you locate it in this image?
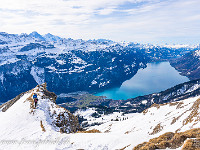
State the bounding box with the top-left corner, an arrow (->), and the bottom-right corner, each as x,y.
94,61 -> 189,100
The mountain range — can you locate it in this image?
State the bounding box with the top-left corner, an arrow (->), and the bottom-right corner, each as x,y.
0,31 -> 199,103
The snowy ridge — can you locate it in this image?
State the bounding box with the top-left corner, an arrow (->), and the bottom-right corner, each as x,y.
0,83 -> 79,150
1,84 -> 200,149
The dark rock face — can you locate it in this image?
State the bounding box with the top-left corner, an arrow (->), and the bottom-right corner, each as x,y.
55,111 -> 80,133
170,50 -> 200,80
43,86 -> 57,103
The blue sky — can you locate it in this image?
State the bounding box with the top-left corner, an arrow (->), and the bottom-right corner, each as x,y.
0,0 -> 200,44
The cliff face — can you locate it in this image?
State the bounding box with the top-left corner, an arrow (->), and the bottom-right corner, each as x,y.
170,50 -> 200,80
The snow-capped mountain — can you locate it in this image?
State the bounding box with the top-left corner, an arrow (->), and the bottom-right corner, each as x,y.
170,49 -> 200,80
1,83 -> 200,150
0,31 -> 149,102
29,31 -> 46,41
0,31 -> 197,103
43,33 -> 61,42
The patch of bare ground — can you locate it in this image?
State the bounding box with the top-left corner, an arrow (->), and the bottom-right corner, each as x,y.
133,128 -> 200,150
183,98 -> 200,126
125,127 -> 136,134
77,129 -> 101,133
176,101 -> 184,109
119,144 -> 131,150
104,124 -> 113,133
171,115 -> 182,125
40,120 -> 46,132
149,123 -> 163,135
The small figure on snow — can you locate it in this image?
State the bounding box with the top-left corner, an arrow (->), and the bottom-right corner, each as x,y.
33,93 -> 38,108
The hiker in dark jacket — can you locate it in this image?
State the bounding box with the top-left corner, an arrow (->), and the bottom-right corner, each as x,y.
33,93 -> 38,108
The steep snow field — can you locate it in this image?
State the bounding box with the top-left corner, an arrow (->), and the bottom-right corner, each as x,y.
70,96 -> 200,149
1,83 -> 200,150
0,85 -> 78,150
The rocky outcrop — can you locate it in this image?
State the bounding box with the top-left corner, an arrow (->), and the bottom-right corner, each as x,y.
182,138 -> 200,150
54,110 -> 80,133
133,128 -> 200,150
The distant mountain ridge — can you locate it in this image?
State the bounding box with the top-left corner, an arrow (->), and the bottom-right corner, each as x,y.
0,31 -> 198,102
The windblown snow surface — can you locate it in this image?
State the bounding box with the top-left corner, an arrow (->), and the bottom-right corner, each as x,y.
0,85 -> 200,150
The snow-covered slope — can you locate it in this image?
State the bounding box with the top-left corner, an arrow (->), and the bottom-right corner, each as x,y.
1,84 -> 200,150
0,83 -> 79,150
71,96 -> 200,149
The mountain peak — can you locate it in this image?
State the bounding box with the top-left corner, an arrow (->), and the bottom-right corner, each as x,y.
29,31 -> 45,41
43,33 -> 61,41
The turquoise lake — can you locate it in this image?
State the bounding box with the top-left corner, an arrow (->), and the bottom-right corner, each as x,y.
95,62 -> 189,100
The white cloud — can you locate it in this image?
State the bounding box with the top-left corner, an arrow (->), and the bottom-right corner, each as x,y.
0,0 -> 199,44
